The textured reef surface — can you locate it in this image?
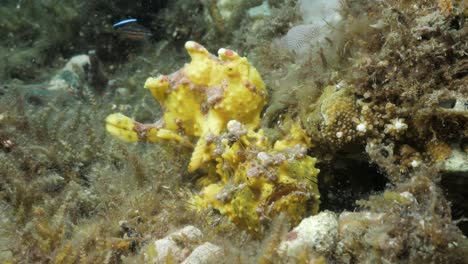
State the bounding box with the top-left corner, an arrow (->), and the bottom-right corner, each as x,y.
0,0 -> 467,263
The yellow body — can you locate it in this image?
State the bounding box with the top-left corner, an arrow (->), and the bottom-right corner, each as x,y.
106,41 -> 267,171
105,41 -> 319,233
192,121 -> 320,233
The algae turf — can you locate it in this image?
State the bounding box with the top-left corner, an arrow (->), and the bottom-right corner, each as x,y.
0,85 -> 268,263
0,88 -> 194,262
0,0 -> 169,81
234,0 -> 468,261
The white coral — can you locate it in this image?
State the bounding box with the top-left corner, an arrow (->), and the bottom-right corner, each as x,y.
275,0 -> 342,56
356,123 -> 367,133
299,0 -> 342,25
384,118 -> 408,135
283,24 -> 322,55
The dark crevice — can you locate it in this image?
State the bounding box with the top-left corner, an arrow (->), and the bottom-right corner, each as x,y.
441,172 -> 468,236
317,152 -> 388,212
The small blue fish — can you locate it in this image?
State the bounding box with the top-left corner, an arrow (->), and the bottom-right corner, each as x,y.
112,18 -> 138,28
112,18 -> 152,41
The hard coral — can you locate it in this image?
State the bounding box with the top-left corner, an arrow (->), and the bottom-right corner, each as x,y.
301,84 -> 400,148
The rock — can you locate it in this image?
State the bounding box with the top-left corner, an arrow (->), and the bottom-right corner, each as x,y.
181,242 -> 223,264
48,55 -> 90,93
278,211 -> 338,259
169,225 -> 203,244
47,52 -> 108,94
299,0 -> 341,25
150,237 -> 182,262
143,225 -> 203,263
440,145 -> 468,235
412,11 -> 450,40
334,212 -> 385,263
247,1 -> 271,19
444,146 -> 468,174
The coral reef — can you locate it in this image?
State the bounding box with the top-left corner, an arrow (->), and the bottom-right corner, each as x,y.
1,0 -> 467,263
336,173 -> 468,263
248,0 -> 468,262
